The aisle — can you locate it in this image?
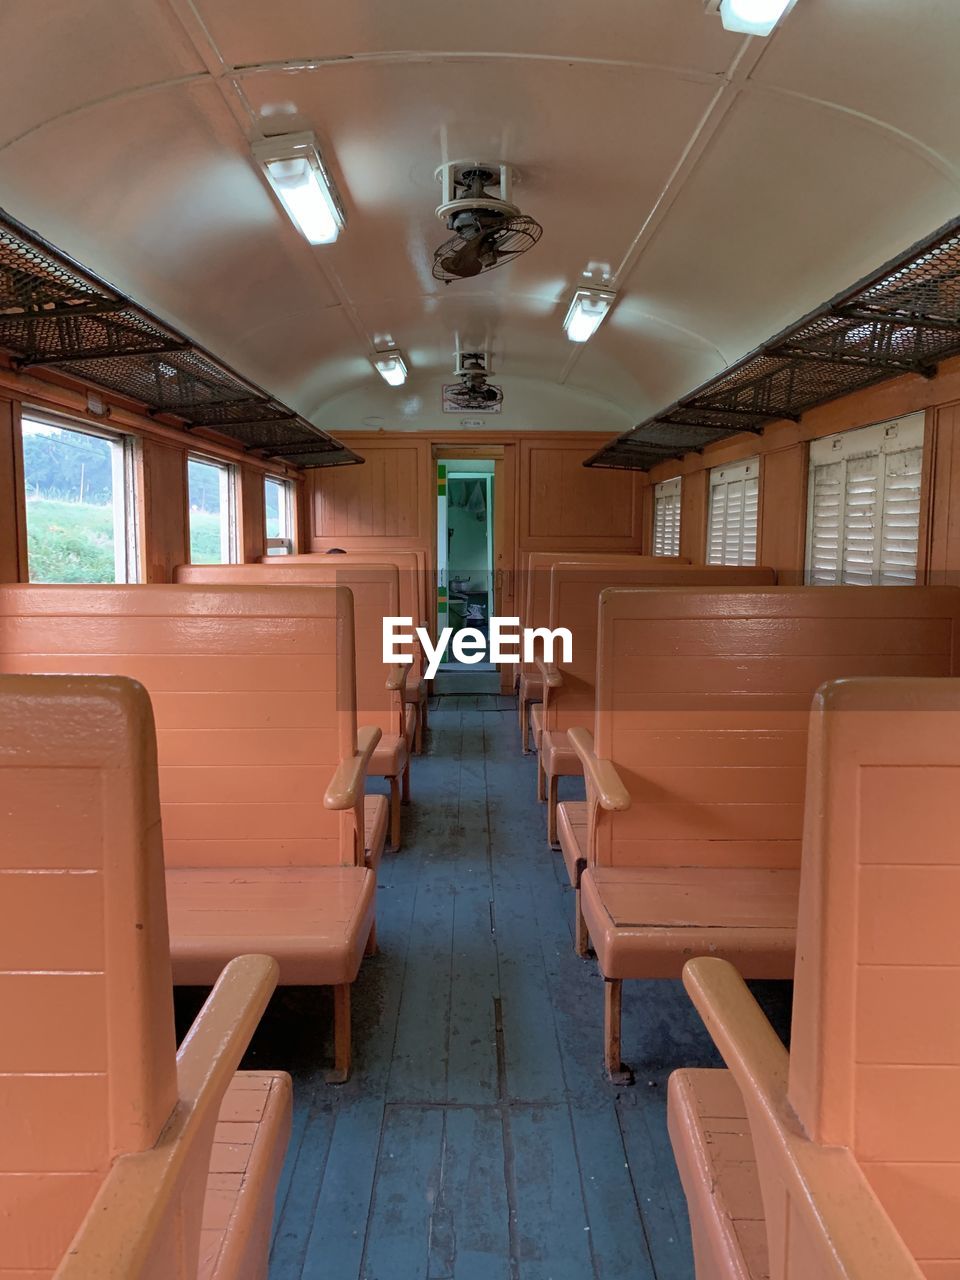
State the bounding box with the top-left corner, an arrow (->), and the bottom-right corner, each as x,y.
254,695 -> 790,1280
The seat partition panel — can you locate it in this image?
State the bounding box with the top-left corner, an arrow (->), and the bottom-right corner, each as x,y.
593,588 -> 960,872
177,563 -> 399,731
0,674 -> 177,1275
0,585 -> 358,869
789,677 -> 960,1277
545,564 -> 776,732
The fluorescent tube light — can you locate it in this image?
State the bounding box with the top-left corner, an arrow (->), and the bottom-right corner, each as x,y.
719,0 -> 792,36
253,132 -> 345,245
374,350 -> 407,387
563,289 -> 615,343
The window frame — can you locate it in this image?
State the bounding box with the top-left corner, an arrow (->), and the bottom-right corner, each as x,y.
652,476 -> 681,557
187,452 -> 239,565
706,456 -> 759,566
804,413 -> 925,586
264,474 -> 296,556
20,409 -> 141,584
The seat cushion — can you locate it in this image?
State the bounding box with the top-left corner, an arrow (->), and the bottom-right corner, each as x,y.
519,670 -> 543,704
367,731 -> 409,779
667,1069 -> 768,1280
404,677 -> 427,705
557,800 -> 588,886
166,865 -> 377,986
540,728 -> 584,780
530,702 -> 543,749
580,865 -> 799,980
364,794 -> 389,871
200,1071 -> 293,1280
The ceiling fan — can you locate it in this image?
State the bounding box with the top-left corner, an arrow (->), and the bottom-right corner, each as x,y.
432,163 -> 542,284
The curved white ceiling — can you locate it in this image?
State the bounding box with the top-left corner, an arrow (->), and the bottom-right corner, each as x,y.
0,0 -> 958,434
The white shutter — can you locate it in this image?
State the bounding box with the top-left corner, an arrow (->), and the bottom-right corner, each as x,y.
653,477 -> 681,557
880,446 -> 923,583
707,458 -> 759,566
841,453 -> 880,585
805,414 -> 924,585
807,460 -> 843,584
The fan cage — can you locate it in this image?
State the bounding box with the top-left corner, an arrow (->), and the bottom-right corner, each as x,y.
0,211 -> 360,468
432,214 -> 543,284
586,215 -> 960,471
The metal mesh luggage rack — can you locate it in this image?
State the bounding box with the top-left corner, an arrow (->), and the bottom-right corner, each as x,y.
0,210 -> 361,468
585,214 -> 960,471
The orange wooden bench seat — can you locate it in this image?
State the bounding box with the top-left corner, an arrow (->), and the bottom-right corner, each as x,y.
556,799 -> 588,886
581,865 -> 798,976
516,551 -> 687,752
166,865 -> 376,986
178,562 -> 411,851
536,563 -> 777,845
0,583 -> 380,1081
278,548 -> 430,751
200,1072 -> 293,1280
671,677 -> 960,1280
667,1069 -> 768,1280
0,674 -> 290,1280
570,585 -> 960,1081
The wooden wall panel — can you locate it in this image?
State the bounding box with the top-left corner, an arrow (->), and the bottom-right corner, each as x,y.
141,440 -> 187,583
923,402 -> 960,586
311,440 -> 431,546
239,464 -> 266,562
519,439 -> 642,550
758,444 -> 808,584
679,469 -> 708,563
0,398 -> 26,583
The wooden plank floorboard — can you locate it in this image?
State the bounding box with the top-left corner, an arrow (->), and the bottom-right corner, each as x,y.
266,694 -> 792,1280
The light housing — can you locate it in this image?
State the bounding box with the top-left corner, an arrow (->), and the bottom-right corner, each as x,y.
253,132 -> 345,245
718,0 -> 793,36
563,288 -> 615,343
373,350 -> 408,387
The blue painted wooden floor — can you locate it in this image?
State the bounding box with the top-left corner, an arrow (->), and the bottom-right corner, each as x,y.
216,695 -> 791,1280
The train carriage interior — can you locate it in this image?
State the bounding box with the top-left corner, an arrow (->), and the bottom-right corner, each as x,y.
3,1 -> 960,1277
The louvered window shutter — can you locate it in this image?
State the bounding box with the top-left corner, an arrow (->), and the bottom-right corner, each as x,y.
707,459 -> 759,565
805,415 -> 924,585
653,477 -> 681,556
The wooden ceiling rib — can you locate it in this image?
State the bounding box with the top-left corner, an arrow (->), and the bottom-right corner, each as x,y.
0,210 -> 361,468
585,215 -> 960,471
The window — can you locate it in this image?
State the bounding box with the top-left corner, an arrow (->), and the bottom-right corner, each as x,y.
653,476 -> 681,556
805,415 -> 924,585
188,455 -> 238,563
264,475 -> 295,555
21,415 -> 139,583
706,458 -> 759,566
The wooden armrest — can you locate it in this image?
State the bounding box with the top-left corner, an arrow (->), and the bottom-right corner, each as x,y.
567,727 -> 630,811
682,957 -> 925,1279
682,957 -> 788,1107
324,725 -> 382,810
535,658 -> 563,688
385,663 -> 409,693
54,954 -> 279,1279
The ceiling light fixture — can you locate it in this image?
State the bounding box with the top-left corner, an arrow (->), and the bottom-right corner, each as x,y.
716,0 -> 795,36
373,350 -> 408,387
563,288 -> 615,343
253,131 -> 346,245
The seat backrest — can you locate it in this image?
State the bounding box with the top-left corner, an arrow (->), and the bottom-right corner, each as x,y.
0,584 -> 360,869
784,676 -> 960,1277
543,563 -> 776,732
277,550 -> 426,682
176,562 -> 400,735
519,551 -> 688,679
591,587 -> 960,872
0,674 -> 178,1276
